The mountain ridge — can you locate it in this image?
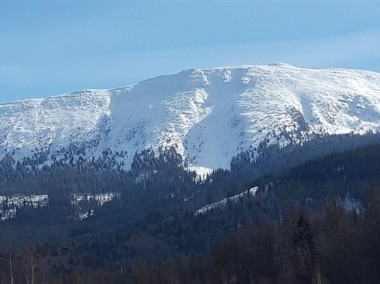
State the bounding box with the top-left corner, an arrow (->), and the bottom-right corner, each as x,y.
1,64 -> 380,172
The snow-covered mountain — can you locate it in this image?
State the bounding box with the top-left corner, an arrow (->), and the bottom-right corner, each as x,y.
2,63 -> 380,173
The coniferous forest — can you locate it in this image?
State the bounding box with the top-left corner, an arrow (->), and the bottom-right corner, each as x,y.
0,134 -> 380,283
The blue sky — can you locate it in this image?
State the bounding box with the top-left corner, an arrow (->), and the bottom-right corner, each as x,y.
1,1 -> 380,103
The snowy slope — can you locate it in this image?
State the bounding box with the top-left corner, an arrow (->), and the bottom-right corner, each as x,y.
1,64 -> 380,172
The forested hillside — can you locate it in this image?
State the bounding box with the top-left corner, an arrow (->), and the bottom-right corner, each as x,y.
0,133 -> 380,283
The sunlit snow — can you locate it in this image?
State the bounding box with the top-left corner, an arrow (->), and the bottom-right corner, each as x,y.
195,186 -> 258,215
1,64 -> 380,174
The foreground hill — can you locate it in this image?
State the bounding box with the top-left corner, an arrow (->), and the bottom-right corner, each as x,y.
2,137 -> 380,283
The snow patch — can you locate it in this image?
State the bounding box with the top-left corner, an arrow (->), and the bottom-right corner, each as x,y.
188,166 -> 213,181
195,186 -> 258,215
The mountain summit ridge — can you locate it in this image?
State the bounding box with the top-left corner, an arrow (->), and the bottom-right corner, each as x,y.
1,64 -> 380,172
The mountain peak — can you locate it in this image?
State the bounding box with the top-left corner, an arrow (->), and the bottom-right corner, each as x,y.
1,64 -> 380,173
267,62 -> 296,67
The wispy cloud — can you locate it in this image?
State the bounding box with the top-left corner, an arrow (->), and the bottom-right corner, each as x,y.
1,28 -> 380,100
278,29 -> 380,69
86,28 -> 380,85
0,65 -> 32,84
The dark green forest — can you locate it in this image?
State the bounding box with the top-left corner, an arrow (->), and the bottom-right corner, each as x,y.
1,133 -> 380,283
